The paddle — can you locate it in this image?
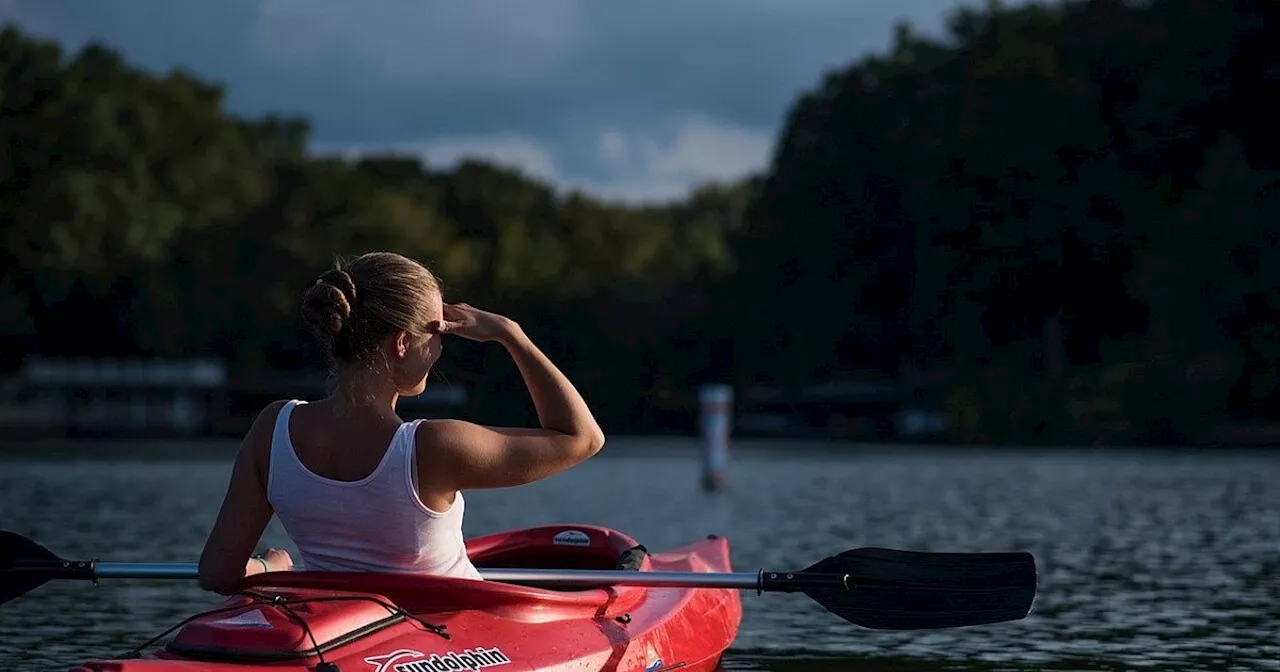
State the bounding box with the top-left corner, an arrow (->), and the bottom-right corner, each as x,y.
0,530 -> 1036,631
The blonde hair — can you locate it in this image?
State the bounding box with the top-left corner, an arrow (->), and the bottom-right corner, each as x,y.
301,252 -> 442,366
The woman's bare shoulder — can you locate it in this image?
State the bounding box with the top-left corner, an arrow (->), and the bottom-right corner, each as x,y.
240,400 -> 293,471
411,417 -> 465,455
246,400 -> 292,438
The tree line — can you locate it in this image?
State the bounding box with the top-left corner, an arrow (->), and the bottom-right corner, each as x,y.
2,0 -> 1277,444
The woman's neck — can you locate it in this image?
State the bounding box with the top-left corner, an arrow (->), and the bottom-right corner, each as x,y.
332,368 -> 400,414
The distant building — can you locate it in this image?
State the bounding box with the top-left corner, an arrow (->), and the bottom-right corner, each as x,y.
735,372 -> 951,442
0,357 -> 227,438
0,357 -> 468,439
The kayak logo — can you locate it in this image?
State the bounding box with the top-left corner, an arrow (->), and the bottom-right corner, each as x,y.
644,641 -> 664,671
364,647 -> 511,672
552,529 -> 590,547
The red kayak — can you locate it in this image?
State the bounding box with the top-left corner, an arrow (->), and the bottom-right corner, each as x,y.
3,524 -> 1038,672
66,525 -> 742,672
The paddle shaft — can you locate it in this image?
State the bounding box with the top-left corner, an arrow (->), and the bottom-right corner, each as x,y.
54,562 -> 847,592
3,530 -> 1036,630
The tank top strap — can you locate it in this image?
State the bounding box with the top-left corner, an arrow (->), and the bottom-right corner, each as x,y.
398,418 -> 426,495
398,418 -> 453,518
267,399 -> 305,494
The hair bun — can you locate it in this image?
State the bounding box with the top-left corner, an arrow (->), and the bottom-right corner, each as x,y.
300,252 -> 442,367
318,269 -> 357,305
301,269 -> 357,340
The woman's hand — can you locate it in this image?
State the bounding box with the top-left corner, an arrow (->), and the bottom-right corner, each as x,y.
434,303 -> 520,343
263,548 -> 293,571
245,548 -> 293,576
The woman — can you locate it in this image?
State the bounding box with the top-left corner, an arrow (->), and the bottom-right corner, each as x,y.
197,252 -> 606,594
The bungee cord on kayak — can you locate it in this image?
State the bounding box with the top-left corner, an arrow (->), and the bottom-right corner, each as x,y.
111,591 -> 450,666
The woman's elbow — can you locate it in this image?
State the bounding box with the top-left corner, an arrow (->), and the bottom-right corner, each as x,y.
583,429 -> 606,457
197,564 -> 240,595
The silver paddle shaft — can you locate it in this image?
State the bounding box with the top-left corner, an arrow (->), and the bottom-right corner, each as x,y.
92,562 -> 764,589
95,562 -> 200,579
478,568 -> 761,588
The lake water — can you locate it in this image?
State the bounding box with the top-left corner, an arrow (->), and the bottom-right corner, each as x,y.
2,439 -> 1278,671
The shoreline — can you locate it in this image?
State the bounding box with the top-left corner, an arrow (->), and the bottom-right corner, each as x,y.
1,434 -> 1276,461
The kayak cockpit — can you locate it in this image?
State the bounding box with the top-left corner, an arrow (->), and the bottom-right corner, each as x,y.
236,524 -> 655,618
465,524 -> 651,574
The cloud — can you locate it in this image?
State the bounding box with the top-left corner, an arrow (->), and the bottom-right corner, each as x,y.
0,0 -> 61,34
316,133 -> 558,184
631,117 -> 774,184
0,0 -> 986,202
418,135 -> 560,181
246,0 -> 588,84
573,116 -> 774,203
325,116 -> 773,205
596,130 -> 628,166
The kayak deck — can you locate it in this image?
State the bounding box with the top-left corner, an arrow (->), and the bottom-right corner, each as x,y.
67,525 -> 742,672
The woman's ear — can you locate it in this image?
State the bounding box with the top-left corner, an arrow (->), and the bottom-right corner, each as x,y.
394,330 -> 410,358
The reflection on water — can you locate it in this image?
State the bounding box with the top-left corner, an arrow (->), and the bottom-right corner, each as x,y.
2,441 -> 1279,671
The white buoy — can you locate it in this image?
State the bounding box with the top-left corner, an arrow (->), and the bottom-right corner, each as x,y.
699,384 -> 733,491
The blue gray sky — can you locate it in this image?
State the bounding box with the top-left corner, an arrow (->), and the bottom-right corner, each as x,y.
1,0 -> 975,203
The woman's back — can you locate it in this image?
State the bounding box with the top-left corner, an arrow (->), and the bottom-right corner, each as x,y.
265,399 -> 481,579
197,253 -> 603,595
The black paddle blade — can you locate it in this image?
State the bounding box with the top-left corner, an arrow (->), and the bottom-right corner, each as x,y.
801,547 -> 1037,630
0,530 -> 62,605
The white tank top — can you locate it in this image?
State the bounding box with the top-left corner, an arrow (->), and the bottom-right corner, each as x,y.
265,400 -> 482,580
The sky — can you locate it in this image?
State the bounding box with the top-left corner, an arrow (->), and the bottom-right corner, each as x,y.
0,0 -> 977,204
